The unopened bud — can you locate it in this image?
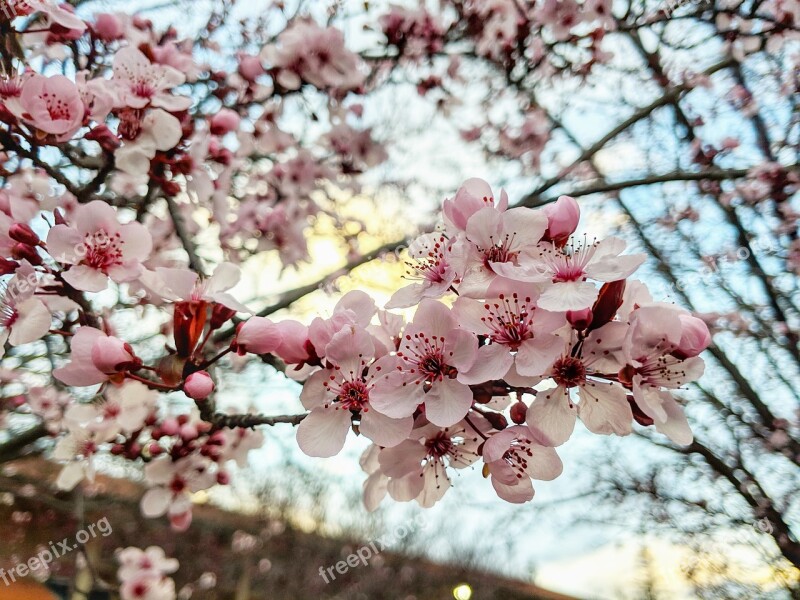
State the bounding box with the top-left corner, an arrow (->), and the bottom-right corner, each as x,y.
510,401 -> 528,424
11,243 -> 42,265
483,411 -> 508,430
9,223 -> 40,246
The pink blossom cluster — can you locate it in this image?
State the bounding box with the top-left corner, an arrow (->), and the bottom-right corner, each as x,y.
117,546 -> 178,600
286,179 -> 710,506
0,5 -> 382,273
0,0 -> 713,543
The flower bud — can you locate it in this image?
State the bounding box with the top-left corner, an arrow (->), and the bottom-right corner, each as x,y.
542,195 -> 580,247
9,223 -> 40,246
148,442 -> 164,457
673,314 -> 711,359
11,243 -> 42,265
180,423 -> 199,441
184,371 -> 215,400
483,411 -> 508,430
85,124 -> 121,151
238,54 -> 265,81
233,316 -> 282,355
161,418 -> 179,436
210,109 -> 241,136
0,258 -> 19,275
566,308 -> 593,331
92,13 -> 124,41
510,401 -> 527,425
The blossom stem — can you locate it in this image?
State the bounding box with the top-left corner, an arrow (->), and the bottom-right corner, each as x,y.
125,373 -> 178,391
464,413 -> 489,441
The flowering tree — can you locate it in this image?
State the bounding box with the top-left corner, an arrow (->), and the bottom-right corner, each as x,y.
357,0 -> 800,583
0,0 -> 796,596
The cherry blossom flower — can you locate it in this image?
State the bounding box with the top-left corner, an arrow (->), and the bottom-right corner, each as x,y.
455,205 -> 548,297
53,326 -> 141,386
140,262 -> 252,314
46,200 -> 153,292
141,455 -> 215,531
538,0 -> 584,41
17,1 -> 87,33
308,290 -> 377,355
117,546 -> 179,582
494,237 -> 646,311
26,386 -> 73,433
526,323 -> 633,446
443,177 -> 508,233
53,427 -> 101,490
452,281 -> 566,382
117,546 -> 178,600
261,19 -> 365,92
66,381 -> 156,439
483,425 -> 563,503
233,317 -> 282,355
370,299 -> 478,427
376,418 -> 485,508
296,326 -> 413,457
18,74 -> 85,140
115,109 -> 183,176
620,305 -> 706,445
387,233 -> 462,309
112,46 -> 191,111
0,262 -> 51,357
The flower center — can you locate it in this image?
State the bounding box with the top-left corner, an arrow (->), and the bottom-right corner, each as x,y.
0,303 -> 18,329
552,356 -> 587,387
483,293 -> 535,349
336,380 -> 369,411
483,243 -> 517,266
131,81 -> 155,99
504,438 -> 534,479
45,98 -> 71,121
0,79 -> 21,98
405,235 -> 450,284
398,332 -> 458,385
82,231 -> 124,271
425,432 -> 454,458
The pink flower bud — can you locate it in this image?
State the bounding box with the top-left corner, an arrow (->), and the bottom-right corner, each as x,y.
566,308 -> 592,330
161,418 -> 179,436
543,195 -> 580,247
91,336 -> 139,373
238,54 -> 265,81
210,109 -> 241,136
180,423 -> 199,441
675,314 -> 712,359
184,371 -> 215,400
92,13 -> 124,41
233,316 -> 282,355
